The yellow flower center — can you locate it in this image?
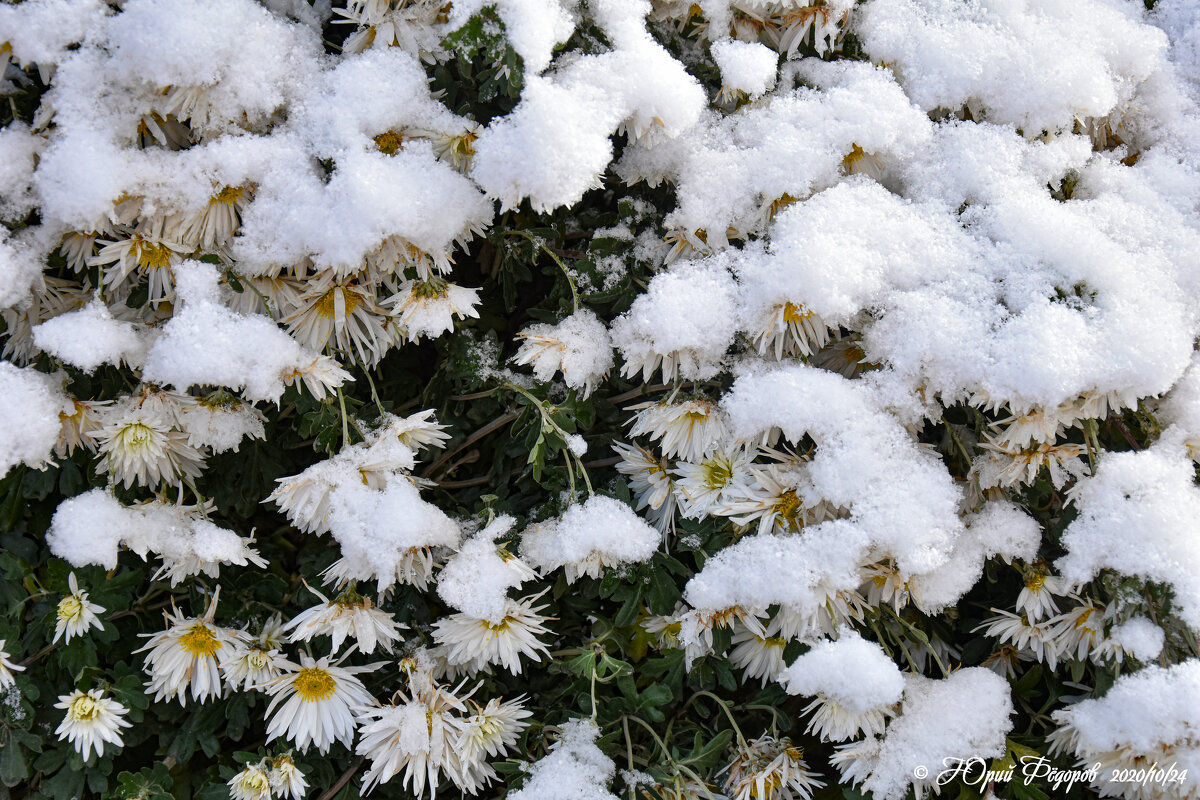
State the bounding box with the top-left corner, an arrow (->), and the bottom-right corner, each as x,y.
782,301 -> 814,325
772,489 -> 803,529
69,694 -> 101,721
213,185 -> 244,205
134,239 -> 174,271
117,421 -> 157,451
237,769 -> 271,795
178,623 -> 222,658
57,595 -> 84,621
293,667 -> 337,702
411,279 -> 449,301
843,142 -> 866,167
1025,572 -> 1047,591
315,286 -> 361,318
374,130 -> 405,155
700,457 -> 733,490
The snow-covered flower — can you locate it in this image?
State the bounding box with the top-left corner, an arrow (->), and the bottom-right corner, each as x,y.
721,735 -> 825,800
512,309 -> 613,398
284,276 -> 392,367
802,694 -> 893,743
387,278 -> 480,342
281,354 -> 353,401
228,762 -> 272,800
433,595 -> 553,675
53,688 -> 131,761
284,585 -> 405,655
717,466 -> 838,536
751,302 -> 829,361
975,438 -> 1088,490
0,640 -> 23,689
627,398 -> 726,463
53,572 -> 105,644
137,589 -> 246,705
262,654 -> 378,754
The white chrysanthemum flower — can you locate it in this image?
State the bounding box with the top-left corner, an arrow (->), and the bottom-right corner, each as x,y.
90,232 -> 190,302
752,302 -> 830,361
613,441 -> 677,535
717,466 -> 839,536
262,654 -> 377,754
802,695 -> 893,743
386,278 -> 481,342
284,276 -> 393,367
55,398 -> 109,458
627,398 -> 725,463
284,585 -> 405,655
512,309 -> 614,398
975,438 -> 1088,490
975,609 -> 1063,670
181,184 -> 250,249
178,392 -> 266,454
53,572 -> 105,644
222,637 -> 289,693
282,354 -> 354,401
371,409 -> 451,453
1015,563 -> 1067,622
720,735 -> 825,800
269,752 -> 308,800
433,595 -> 553,675
773,589 -> 867,642
356,684 -> 470,796
729,621 -> 788,688
673,447 -> 753,519
228,762 -> 272,800
136,589 -> 247,705
678,607 -> 766,668
1046,598 -> 1107,662
862,560 -> 912,611
460,695 -> 531,764
992,403 -> 1083,450
322,547 -> 439,594
53,688 -> 131,761
94,407 -> 205,489
0,640 -> 23,689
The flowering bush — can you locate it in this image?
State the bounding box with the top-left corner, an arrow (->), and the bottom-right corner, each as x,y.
2,1 -> 1200,800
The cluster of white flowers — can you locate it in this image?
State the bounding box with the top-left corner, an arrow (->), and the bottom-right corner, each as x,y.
3,0 -> 1200,797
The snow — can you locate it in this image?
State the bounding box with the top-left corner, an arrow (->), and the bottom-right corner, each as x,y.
1106,618 -> 1165,663
855,0 -> 1166,135
508,718 -> 620,800
47,488 -> 265,580
1055,430 -> 1200,628
1053,660 -> 1200,757
32,299 -> 147,372
437,515 -> 533,624
712,40 -> 777,98
780,633 -> 904,713
0,363 -> 72,478
141,261 -> 349,403
521,495 -> 659,583
610,257 -> 740,382
857,669 -> 1013,800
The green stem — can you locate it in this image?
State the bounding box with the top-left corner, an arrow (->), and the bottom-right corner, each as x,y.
508,230 -> 580,313
337,385 -> 350,450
